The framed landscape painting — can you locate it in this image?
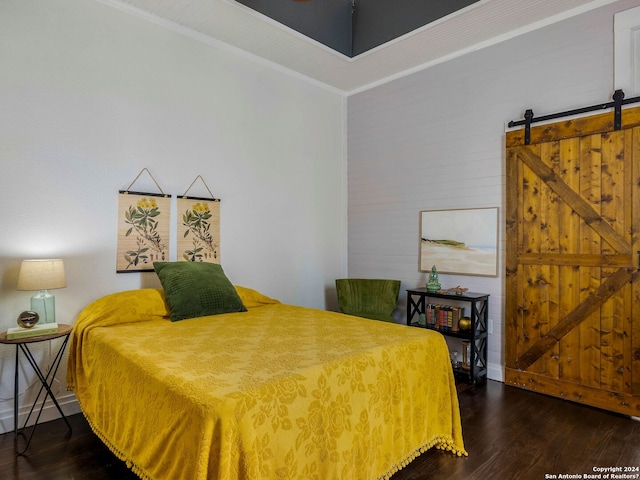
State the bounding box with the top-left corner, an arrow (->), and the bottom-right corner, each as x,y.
419,207 -> 499,277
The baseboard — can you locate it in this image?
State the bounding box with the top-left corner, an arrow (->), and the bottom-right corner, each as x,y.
0,392 -> 81,435
487,362 -> 504,382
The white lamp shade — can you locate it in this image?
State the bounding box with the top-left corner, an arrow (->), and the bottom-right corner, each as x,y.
17,259 -> 67,291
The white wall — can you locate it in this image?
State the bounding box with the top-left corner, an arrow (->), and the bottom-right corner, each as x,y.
0,0 -> 346,433
347,0 -> 640,382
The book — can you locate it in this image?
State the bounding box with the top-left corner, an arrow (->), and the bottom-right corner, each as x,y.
7,323 -> 59,340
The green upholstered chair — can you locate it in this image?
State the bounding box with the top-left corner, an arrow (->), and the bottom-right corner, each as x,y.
335,278 -> 401,323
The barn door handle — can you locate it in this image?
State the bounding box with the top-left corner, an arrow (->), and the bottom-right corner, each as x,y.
638,251 -> 640,271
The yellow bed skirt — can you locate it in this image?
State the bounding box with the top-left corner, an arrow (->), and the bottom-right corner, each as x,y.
67,288 -> 466,480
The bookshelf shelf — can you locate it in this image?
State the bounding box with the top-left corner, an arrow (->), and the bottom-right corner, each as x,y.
406,288 -> 489,384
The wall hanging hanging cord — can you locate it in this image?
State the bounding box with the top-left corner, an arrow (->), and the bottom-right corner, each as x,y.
120,167 -> 169,197
508,89 -> 640,145
180,175 -> 220,202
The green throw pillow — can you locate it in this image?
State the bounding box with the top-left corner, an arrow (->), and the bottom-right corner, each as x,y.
153,262 -> 247,321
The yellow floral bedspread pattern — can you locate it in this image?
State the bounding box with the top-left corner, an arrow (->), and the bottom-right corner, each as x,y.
67,288 -> 466,480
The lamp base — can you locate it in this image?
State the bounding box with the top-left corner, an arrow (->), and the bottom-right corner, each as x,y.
31,290 -> 56,324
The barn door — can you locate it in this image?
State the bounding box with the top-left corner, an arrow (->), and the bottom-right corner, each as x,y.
505,106 -> 640,416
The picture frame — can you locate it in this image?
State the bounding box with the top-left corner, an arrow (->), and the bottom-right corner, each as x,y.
177,196 -> 221,264
419,207 -> 498,277
116,191 -> 171,272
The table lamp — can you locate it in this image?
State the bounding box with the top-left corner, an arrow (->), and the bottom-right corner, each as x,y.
17,259 -> 67,324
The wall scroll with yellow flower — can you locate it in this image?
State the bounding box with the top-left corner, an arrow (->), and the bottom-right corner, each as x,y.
116,193 -> 171,272
177,197 -> 221,264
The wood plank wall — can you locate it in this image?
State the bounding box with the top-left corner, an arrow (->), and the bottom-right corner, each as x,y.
346,0 -> 638,381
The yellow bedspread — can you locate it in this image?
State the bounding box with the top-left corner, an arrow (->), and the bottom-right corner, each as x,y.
67,288 -> 465,480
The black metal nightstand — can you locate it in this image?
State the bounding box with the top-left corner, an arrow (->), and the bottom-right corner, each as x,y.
0,324 -> 73,455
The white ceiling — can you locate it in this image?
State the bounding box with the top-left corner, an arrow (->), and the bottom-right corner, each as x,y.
103,0 -> 618,94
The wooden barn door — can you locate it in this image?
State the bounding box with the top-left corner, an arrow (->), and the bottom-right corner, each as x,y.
505,106 -> 640,416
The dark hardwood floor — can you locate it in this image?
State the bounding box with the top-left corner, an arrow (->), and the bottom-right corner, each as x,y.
2,380 -> 639,479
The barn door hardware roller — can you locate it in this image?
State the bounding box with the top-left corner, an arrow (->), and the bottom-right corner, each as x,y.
508,89 -> 640,145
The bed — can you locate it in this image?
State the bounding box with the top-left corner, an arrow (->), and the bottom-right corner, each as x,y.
67,265 -> 466,480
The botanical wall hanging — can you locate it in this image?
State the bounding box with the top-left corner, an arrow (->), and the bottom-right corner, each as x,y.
116,169 -> 171,272
177,175 -> 221,263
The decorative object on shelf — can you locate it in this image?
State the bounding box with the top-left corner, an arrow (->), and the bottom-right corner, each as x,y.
418,313 -> 426,326
458,316 -> 471,331
426,265 -> 441,292
17,310 -> 39,329
117,168 -> 171,273
437,286 -> 469,295
419,207 -> 499,276
16,259 -> 67,324
178,175 -> 221,264
451,351 -> 460,369
461,340 -> 471,370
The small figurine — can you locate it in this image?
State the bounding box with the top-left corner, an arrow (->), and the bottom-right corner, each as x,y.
426,265 -> 441,293
452,285 -> 469,296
